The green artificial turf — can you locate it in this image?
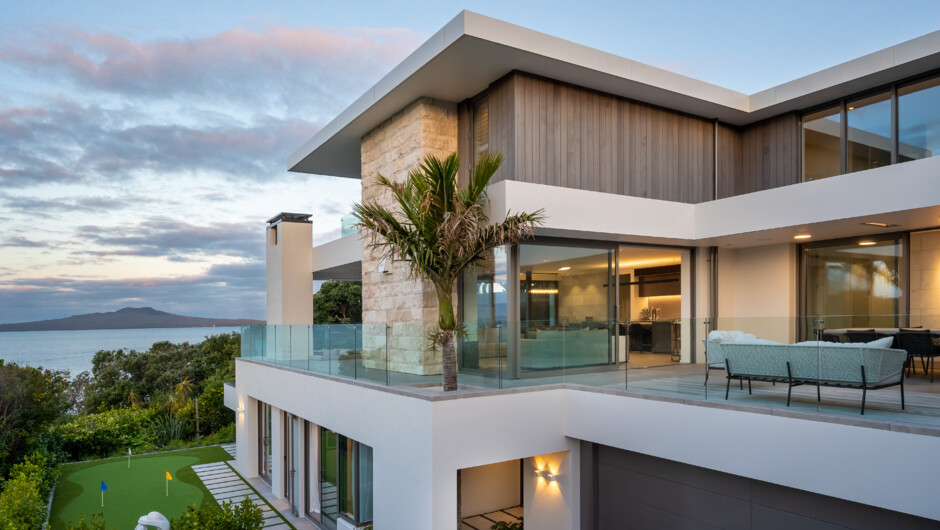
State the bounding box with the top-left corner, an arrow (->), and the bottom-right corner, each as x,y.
50,445 -> 232,529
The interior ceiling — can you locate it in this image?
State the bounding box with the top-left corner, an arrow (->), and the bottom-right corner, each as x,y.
521,246 -> 682,274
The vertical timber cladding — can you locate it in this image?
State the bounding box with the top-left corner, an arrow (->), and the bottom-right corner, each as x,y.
360,98 -> 459,376
481,72 -> 717,203
717,113 -> 801,198
466,71 -> 802,202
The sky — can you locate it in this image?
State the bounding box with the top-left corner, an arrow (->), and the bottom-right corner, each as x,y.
1,0 -> 939,324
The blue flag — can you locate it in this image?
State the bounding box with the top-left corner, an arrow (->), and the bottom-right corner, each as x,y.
100,481 -> 107,492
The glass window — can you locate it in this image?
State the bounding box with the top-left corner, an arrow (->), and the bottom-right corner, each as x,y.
898,76 -> 940,163
804,238 -> 902,331
319,428 -> 372,527
258,403 -> 272,484
320,428 -> 338,527
802,106 -> 841,181
472,96 -> 489,163
357,444 -> 373,523
847,91 -> 892,173
338,436 -> 355,519
459,246 -> 507,371
518,243 -> 615,370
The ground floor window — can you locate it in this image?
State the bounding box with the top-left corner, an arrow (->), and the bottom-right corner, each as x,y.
258,402 -> 272,484
319,427 -> 373,528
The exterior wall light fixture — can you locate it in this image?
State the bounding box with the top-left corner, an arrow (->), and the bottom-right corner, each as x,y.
535,469 -> 557,482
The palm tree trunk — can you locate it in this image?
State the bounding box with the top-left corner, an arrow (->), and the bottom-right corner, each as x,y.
441,329 -> 457,391
437,289 -> 458,391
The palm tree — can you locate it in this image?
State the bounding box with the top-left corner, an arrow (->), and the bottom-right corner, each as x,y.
354,151 -> 543,391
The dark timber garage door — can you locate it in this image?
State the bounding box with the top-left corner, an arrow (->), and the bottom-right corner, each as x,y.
582,442 -> 936,530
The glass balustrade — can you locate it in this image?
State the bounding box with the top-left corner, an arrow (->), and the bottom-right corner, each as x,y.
240,314 -> 940,427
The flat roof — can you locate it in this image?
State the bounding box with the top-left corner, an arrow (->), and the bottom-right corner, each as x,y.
289,10 -> 940,179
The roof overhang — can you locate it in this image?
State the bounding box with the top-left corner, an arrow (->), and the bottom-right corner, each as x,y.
289,10 -> 940,179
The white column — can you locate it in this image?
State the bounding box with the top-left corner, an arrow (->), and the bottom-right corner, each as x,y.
266,213 -> 314,326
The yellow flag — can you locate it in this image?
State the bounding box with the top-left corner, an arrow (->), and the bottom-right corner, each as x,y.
166,471 -> 172,481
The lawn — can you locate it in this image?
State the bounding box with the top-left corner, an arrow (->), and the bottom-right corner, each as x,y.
50,445 -> 232,529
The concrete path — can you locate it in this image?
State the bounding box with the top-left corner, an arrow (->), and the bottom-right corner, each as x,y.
191,460 -> 292,529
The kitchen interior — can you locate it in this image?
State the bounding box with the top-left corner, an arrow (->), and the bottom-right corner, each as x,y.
619,246 -> 684,368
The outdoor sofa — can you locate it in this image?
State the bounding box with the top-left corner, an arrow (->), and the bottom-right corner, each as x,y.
705,332 -> 906,415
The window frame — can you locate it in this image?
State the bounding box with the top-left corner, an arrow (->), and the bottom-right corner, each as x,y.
800,69 -> 940,181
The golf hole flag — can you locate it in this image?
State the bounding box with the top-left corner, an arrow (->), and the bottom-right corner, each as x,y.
166,471 -> 172,496
100,481 -> 107,506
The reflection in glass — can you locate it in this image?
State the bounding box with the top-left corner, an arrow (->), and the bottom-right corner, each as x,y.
899,76 -> 940,163
518,244 -> 614,370
357,444 -> 373,523
459,246 -> 507,371
804,238 -> 901,331
802,106 -> 841,181
847,91 -> 892,173
320,428 -> 338,527
339,435 -> 354,519
259,403 -> 273,484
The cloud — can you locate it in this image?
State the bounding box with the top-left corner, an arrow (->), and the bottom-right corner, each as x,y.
0,261 -> 267,324
0,102 -> 321,186
0,236 -> 48,248
1,25 -> 424,118
71,218 -> 264,262
0,192 -> 144,214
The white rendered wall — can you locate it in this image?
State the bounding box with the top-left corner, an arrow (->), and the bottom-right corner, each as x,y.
716,244 -> 797,342
266,221 -> 313,325
234,360 -> 579,530
235,360 -> 940,525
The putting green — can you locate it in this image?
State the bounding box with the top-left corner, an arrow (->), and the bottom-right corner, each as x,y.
51,446 -> 231,529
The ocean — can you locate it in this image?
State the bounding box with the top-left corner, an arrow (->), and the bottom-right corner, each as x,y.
0,327 -> 241,376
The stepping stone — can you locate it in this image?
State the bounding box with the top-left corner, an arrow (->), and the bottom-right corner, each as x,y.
263,524 -> 290,530
209,484 -> 252,494
214,489 -> 253,500
203,476 -> 241,485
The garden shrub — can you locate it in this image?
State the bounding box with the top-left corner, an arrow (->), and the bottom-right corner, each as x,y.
55,407 -> 155,460
62,513 -> 113,530
0,451 -> 60,529
173,497 -> 264,530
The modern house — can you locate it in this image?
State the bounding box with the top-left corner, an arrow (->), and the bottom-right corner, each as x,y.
225,11 -> 940,529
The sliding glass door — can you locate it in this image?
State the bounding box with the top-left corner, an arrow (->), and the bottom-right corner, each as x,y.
803,236 -> 903,331
319,427 -> 373,528
258,402 -> 272,485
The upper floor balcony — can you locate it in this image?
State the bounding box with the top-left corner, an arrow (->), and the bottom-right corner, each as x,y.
240,313 -> 940,436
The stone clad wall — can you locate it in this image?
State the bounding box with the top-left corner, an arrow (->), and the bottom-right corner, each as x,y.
360,98 -> 458,375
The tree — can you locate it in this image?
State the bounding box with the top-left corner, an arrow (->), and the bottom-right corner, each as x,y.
354,152 -> 543,391
0,362 -> 70,478
313,281 -> 362,324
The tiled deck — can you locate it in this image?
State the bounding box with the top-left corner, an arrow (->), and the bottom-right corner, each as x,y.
462,506 -> 523,529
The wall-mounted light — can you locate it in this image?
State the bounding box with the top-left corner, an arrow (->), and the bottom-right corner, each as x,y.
236,407 -> 245,416
535,468 -> 557,482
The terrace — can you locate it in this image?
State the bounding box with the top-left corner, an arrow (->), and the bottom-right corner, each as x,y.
239,314 -> 940,435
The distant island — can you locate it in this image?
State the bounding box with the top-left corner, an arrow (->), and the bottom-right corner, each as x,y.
0,307 -> 264,332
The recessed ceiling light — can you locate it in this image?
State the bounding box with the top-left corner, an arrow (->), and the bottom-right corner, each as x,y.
859,241 -> 877,246
848,106 -> 855,110
558,266 -> 571,271
861,221 -> 897,228
794,234 -> 812,240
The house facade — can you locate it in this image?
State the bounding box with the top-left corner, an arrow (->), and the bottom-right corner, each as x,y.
226,12 -> 940,529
